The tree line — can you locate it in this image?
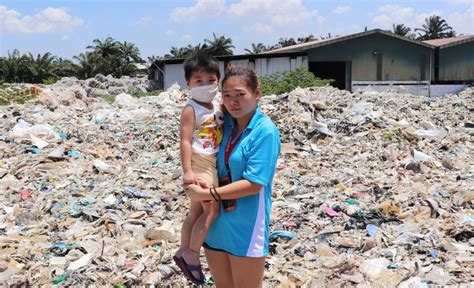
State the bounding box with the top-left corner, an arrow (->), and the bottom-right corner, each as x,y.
0,15 -> 457,84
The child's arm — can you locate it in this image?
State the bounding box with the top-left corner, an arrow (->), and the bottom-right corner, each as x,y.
180,105 -> 196,184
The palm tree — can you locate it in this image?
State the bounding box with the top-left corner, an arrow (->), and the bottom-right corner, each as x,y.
205,33 -> 235,56
392,24 -> 411,36
265,44 -> 280,51
244,43 -> 267,54
73,52 -> 99,79
109,57 -> 137,78
0,49 -> 29,83
119,41 -> 143,63
26,52 -> 57,83
165,46 -> 187,59
278,37 -> 297,47
415,15 -> 456,40
87,37 -> 120,58
297,34 -> 315,43
147,55 -> 163,63
184,43 -> 210,57
53,57 -> 76,78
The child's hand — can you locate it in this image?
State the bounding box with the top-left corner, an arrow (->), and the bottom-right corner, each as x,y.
196,178 -> 210,189
182,171 -> 196,189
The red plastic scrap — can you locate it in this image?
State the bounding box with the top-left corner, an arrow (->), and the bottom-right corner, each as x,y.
19,189 -> 33,201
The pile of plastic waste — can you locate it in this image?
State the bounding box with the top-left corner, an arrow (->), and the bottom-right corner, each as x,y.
0,81 -> 472,286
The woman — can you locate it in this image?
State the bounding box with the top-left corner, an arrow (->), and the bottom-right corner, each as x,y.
184,66 -> 281,287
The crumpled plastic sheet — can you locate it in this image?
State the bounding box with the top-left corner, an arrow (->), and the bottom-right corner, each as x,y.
0,78 -> 472,286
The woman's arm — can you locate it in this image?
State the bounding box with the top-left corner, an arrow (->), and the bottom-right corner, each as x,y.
185,179 -> 262,202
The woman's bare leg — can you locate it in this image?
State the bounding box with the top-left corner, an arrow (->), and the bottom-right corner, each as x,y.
229,254 -> 265,288
204,248 -> 234,288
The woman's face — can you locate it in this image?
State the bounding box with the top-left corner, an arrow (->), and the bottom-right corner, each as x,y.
222,76 -> 260,120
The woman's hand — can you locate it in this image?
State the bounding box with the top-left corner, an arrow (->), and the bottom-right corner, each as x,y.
185,184 -> 210,202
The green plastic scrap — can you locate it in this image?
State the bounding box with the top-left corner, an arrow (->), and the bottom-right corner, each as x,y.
115,284 -> 127,288
346,199 -> 357,205
51,275 -> 66,285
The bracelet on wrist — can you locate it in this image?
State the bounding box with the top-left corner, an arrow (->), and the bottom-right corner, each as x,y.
209,187 -> 218,201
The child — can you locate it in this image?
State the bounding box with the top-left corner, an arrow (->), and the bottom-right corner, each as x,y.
173,54 -> 223,285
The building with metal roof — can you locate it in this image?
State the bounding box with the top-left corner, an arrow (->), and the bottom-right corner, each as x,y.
150,29 -> 473,96
150,52 -> 307,90
423,35 -> 474,83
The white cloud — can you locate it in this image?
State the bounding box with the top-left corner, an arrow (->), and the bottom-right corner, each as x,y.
165,29 -> 176,36
415,11 -> 443,26
371,4 -> 469,36
372,5 -> 414,28
446,2 -> 474,34
333,5 -> 351,15
445,0 -> 473,4
228,0 -> 321,27
372,15 -> 392,27
182,34 -> 193,41
244,23 -> 273,33
0,5 -> 84,34
135,15 -> 152,27
170,0 -> 225,22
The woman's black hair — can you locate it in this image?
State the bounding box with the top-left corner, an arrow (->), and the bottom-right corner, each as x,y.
222,66 -> 259,92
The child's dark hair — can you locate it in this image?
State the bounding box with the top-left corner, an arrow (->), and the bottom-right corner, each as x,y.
183,54 -> 220,81
222,66 -> 259,92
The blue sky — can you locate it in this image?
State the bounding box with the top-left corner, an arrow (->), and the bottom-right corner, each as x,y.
1,0 -> 473,60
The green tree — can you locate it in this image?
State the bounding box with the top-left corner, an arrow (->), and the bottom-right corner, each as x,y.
184,43 -> 210,57
278,37 -> 297,47
0,50 -> 29,83
87,37 -> 120,58
119,41 -> 143,63
265,44 -> 280,51
73,52 -> 99,79
26,52 -> 57,83
205,33 -> 235,56
392,24 -> 411,36
244,43 -> 266,54
297,34 -> 315,43
165,46 -> 188,59
53,57 -> 76,78
415,15 -> 456,40
260,67 -> 333,95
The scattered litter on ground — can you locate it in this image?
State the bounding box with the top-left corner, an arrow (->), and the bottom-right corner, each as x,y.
0,77 -> 472,286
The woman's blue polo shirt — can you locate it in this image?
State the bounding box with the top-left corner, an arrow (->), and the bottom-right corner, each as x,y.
204,107 -> 281,257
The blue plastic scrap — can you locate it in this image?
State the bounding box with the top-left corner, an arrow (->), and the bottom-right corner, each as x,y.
125,187 -> 151,198
269,231 -> 296,242
366,224 -> 378,237
67,151 -> 81,158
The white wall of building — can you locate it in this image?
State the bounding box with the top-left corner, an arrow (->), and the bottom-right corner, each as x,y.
164,64 -> 187,89
159,56 -> 308,89
351,81 -> 468,97
430,84 -> 468,97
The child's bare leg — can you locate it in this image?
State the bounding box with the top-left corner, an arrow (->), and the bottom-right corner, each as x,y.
182,200 -> 220,279
175,200 -> 203,258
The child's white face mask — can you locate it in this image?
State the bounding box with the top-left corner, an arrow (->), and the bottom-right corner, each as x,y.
190,84 -> 218,103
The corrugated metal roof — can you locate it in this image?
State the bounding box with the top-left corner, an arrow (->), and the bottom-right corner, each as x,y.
260,29 -> 434,54
422,35 -> 474,48
150,51 -> 307,66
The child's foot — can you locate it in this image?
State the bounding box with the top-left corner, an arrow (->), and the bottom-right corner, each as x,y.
174,247 -> 185,259
182,248 -> 202,281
